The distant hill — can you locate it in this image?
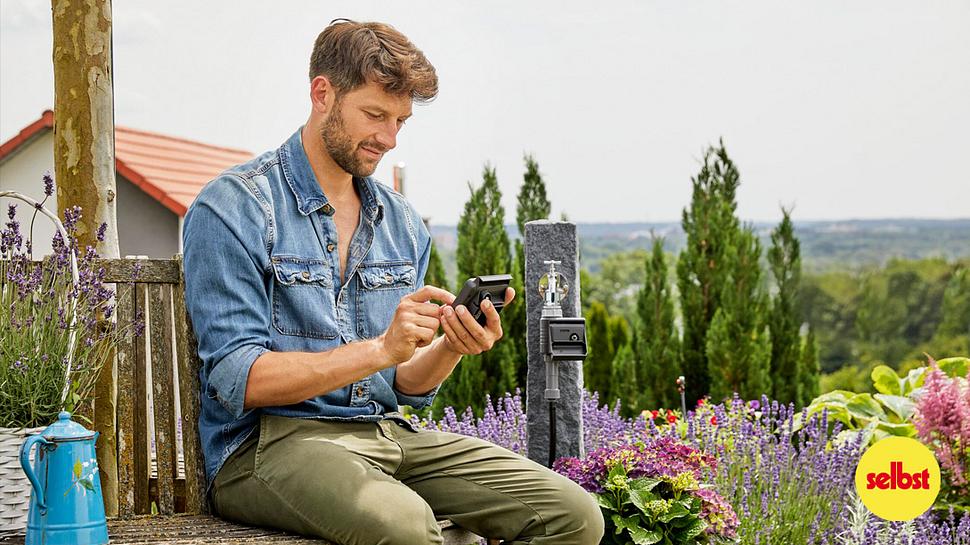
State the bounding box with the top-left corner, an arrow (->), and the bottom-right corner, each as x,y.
429,219 -> 970,278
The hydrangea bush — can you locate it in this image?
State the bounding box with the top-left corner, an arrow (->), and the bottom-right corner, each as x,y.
554,438 -> 738,544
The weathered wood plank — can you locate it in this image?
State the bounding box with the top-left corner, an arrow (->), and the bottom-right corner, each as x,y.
0,516 -> 491,545
149,283 -> 177,516
19,257 -> 180,284
95,320 -> 120,519
114,282 -> 137,518
133,284 -> 151,515
96,258 -> 181,284
173,256 -> 207,514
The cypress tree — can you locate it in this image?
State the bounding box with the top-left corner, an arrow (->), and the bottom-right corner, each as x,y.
435,165 -> 515,416
509,154 -> 552,388
609,315 -> 630,355
676,141 -> 741,405
609,342 -> 639,417
584,301 -> 614,404
767,208 -> 802,404
798,325 -> 820,406
637,237 -> 682,410
426,239 -> 449,293
706,227 -> 771,401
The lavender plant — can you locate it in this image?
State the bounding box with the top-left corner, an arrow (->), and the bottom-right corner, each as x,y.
410,389 -> 528,455
662,395 -> 866,544
0,174 -> 138,428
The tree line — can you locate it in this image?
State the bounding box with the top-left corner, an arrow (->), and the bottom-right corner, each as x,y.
430,141 -> 824,416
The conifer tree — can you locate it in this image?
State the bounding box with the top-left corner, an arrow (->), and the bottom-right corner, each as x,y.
426,238 -> 449,293
509,154 -> 552,388
584,301 -> 614,404
609,342 -> 639,417
798,326 -> 820,406
609,315 -> 630,356
768,208 -> 802,404
706,227 -> 771,401
435,165 -> 515,416
676,141 -> 742,405
637,238 -> 682,410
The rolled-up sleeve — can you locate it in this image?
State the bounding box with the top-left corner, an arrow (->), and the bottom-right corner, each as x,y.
392,205 -> 438,409
182,175 -> 271,419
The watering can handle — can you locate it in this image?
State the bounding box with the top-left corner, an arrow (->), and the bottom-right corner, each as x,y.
20,435 -> 51,512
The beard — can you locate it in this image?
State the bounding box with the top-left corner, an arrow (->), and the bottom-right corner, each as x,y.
320,101 -> 385,178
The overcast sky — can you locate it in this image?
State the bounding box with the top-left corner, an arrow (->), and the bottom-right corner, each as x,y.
2,1 -> 968,224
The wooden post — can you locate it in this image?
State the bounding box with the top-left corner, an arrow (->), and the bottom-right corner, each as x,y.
52,0 -> 120,517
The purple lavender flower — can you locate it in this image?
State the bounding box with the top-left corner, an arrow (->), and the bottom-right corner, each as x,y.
42,171 -> 54,196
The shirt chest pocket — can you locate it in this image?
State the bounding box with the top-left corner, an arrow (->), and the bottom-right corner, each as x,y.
355,262 -> 417,339
271,258 -> 338,339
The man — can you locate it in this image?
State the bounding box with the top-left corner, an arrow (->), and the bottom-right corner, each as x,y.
183,19 -> 603,545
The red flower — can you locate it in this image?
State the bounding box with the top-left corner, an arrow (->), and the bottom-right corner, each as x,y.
667,413 -> 678,424
697,398 -> 706,406
650,410 -> 659,419
710,415 -> 718,426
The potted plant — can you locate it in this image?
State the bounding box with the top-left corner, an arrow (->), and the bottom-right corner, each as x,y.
0,174 -> 136,533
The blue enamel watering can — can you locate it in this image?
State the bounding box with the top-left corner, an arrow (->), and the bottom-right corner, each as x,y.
19,411 -> 108,545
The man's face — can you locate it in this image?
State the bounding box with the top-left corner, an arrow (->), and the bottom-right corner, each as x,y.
319,81 -> 412,178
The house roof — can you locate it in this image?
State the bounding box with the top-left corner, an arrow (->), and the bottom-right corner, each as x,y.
0,110 -> 253,217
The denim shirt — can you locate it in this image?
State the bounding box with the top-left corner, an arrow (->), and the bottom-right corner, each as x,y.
182,128 -> 436,486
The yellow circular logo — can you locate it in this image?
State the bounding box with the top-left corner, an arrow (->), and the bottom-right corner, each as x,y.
854,436 -> 941,521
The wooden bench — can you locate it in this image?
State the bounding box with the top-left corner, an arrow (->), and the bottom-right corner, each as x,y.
54,256 -> 494,545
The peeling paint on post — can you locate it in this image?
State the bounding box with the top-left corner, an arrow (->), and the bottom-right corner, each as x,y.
52,0 -> 119,517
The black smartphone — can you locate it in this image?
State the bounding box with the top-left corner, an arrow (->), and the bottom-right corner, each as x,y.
451,274 -> 512,326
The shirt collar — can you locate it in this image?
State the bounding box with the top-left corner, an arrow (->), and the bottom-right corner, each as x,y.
279,127 -> 384,224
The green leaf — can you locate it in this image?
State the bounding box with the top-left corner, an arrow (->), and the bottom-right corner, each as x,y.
874,394 -> 915,422
80,478 -> 95,491
938,357 -> 970,378
811,390 -> 853,404
871,365 -> 901,395
628,526 -> 663,545
658,502 -> 688,523
594,493 -> 618,512
875,421 -> 916,438
902,368 -> 927,395
628,487 -> 657,514
846,393 -> 887,421
630,477 -> 661,493
674,518 -> 708,541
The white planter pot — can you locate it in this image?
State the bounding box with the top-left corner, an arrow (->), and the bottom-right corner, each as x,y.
0,426 -> 45,534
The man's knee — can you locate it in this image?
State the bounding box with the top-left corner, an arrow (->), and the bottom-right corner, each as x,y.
550,477 -> 605,543
366,501 -> 443,545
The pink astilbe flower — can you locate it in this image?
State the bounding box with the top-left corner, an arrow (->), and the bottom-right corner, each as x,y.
914,364 -> 970,499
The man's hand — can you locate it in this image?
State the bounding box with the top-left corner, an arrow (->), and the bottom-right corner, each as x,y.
379,285 -> 455,365
439,287 -> 515,355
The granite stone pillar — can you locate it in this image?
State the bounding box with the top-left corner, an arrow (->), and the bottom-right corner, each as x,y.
524,220 -> 585,465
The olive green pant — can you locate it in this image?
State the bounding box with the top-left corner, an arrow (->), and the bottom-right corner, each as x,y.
212,414 -> 604,545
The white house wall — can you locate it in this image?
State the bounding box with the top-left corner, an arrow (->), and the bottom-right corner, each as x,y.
1,130 -> 180,259
0,131 -> 58,257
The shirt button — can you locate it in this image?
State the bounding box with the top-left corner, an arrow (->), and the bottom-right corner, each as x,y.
301,271 -> 310,280
322,204 -> 334,215
327,243 -> 335,252
384,273 -> 393,283
355,386 -> 365,397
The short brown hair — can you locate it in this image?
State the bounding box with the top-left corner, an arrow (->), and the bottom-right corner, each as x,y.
309,19 -> 438,102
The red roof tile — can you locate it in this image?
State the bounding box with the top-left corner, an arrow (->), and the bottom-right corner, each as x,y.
0,110 -> 253,217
